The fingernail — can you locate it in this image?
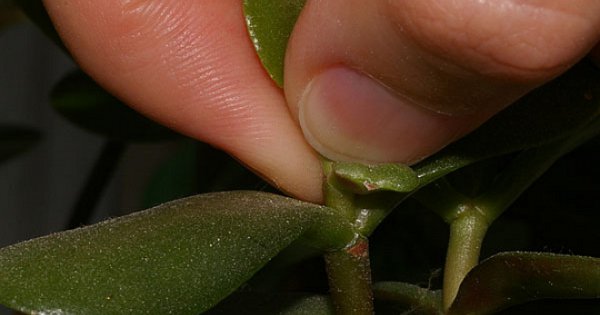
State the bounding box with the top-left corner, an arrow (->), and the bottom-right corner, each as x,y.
299,67 -> 459,164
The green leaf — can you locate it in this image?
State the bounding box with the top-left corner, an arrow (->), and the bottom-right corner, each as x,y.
448,252 -> 600,315
373,281 -> 441,315
0,125 -> 40,164
331,162 -> 419,194
208,293 -> 334,315
279,296 -> 334,315
243,0 -> 306,86
0,191 -> 353,315
51,70 -> 179,142
13,0 -> 66,51
142,141 -> 199,208
414,61 -> 600,186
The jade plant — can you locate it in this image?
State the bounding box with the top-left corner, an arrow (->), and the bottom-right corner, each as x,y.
0,1 -> 599,314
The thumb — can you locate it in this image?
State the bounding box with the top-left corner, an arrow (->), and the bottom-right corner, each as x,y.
285,0 -> 600,164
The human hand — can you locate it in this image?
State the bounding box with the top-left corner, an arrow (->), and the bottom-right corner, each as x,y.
43,0 -> 600,203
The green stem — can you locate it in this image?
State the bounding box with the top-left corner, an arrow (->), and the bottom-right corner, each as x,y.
437,119 -> 600,311
324,238 -> 374,315
412,179 -> 489,310
443,211 -> 489,311
354,192 -> 406,236
322,159 -> 375,314
322,160 -> 357,221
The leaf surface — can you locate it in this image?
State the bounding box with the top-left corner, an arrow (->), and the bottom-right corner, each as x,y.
208,293 -> 333,315
0,191 -> 352,314
448,252 -> 600,315
243,0 -> 306,86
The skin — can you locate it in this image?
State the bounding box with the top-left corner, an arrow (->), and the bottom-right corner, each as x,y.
42,0 -> 600,203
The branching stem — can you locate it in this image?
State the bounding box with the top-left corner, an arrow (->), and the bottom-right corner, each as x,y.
443,211 -> 489,311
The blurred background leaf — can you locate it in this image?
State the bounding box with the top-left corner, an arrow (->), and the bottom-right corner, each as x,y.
13,0 -> 65,51
142,141 -> 200,208
51,70 -> 180,142
0,125 -> 39,164
142,140 -> 275,209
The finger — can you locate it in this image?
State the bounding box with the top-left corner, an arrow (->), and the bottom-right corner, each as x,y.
43,0 -> 324,202
285,0 -> 600,164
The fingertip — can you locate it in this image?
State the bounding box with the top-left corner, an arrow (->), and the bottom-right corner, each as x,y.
298,67 -> 480,164
43,0 -> 325,203
286,0 -> 600,166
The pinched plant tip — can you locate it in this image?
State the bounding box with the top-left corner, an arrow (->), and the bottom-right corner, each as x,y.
331,162 -> 419,195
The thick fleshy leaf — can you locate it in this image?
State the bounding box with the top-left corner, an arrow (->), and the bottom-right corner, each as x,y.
0,191 -> 354,315
243,0 -> 306,86
414,61 -> 600,186
0,125 -> 40,163
448,252 -> 600,315
51,70 -> 179,142
279,296 -> 334,315
208,293 -> 334,314
13,0 -> 65,51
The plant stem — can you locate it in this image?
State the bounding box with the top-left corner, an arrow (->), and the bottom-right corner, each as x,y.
322,160 -> 357,221
442,119 -> 600,309
320,159 -> 406,314
324,238 -> 374,315
66,140 -> 126,229
373,281 -> 442,314
443,211 -> 489,311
